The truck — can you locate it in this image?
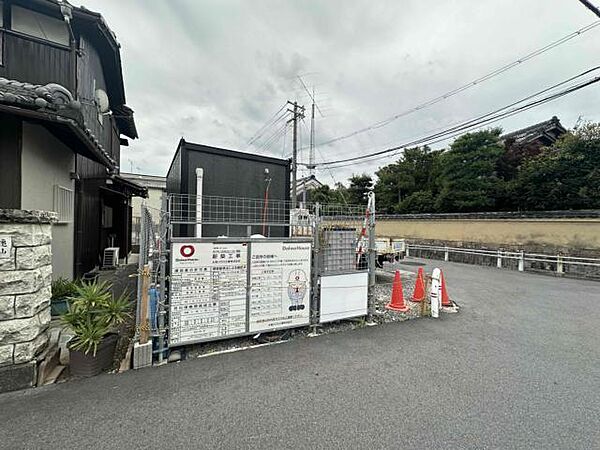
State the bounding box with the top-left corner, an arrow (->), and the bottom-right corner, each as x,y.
375,238 -> 406,267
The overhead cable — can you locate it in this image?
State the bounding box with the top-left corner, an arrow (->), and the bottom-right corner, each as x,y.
309,21 -> 600,150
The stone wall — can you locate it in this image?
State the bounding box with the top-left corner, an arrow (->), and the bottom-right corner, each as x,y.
0,209 -> 55,392
376,210 -> 600,279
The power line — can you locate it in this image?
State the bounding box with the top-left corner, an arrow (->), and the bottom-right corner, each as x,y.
247,103 -> 288,145
311,66 -> 600,168
308,21 -> 600,150
248,111 -> 289,147
254,121 -> 289,153
578,0 -> 600,18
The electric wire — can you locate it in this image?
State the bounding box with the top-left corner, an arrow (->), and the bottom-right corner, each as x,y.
310,66 -> 600,168
247,103 -> 288,145
308,21 -> 600,150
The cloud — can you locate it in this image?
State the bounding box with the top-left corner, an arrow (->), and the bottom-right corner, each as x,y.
80,0 -> 600,182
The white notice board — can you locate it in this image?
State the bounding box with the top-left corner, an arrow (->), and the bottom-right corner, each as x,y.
169,242 -> 248,345
249,241 -> 311,332
319,272 -> 368,323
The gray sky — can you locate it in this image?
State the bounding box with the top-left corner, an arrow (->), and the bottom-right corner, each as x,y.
81,0 -> 600,183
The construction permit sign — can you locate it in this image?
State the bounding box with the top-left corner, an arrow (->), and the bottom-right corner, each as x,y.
249,241 -> 311,332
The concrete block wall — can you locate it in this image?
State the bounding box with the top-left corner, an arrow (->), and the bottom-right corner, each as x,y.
0,209 -> 56,392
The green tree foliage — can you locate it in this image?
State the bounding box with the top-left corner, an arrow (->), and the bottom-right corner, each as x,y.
374,146 -> 441,213
514,123 -> 600,210
346,174 -> 373,205
435,129 -> 505,212
326,122 -> 600,213
307,183 -> 348,204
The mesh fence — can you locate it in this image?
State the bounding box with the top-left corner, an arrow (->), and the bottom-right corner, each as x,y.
136,203 -> 168,338
168,194 -> 371,276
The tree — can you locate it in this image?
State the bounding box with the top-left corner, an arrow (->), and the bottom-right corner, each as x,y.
346,174 -> 373,205
396,191 -> 436,213
435,129 -> 505,212
374,146 -> 441,213
307,182 -> 349,205
514,123 -> 600,210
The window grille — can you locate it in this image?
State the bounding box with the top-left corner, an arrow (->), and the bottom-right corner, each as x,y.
53,185 -> 73,223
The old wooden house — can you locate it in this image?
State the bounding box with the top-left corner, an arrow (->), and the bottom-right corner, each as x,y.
0,0 -> 145,278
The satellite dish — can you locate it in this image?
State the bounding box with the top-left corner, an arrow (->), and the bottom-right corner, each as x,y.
95,88 -> 110,113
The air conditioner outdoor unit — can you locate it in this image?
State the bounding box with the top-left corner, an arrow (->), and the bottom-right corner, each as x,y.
102,247 -> 119,269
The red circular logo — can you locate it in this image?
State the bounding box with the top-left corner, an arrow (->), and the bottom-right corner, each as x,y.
180,245 -> 195,258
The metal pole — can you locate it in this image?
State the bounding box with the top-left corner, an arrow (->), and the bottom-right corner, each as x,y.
309,100 -> 315,176
367,192 -> 376,320
135,203 -> 147,337
156,193 -> 168,365
291,101 -> 298,209
310,203 -> 321,332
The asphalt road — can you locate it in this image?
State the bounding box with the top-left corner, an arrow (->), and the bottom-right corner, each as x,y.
1,259 -> 599,449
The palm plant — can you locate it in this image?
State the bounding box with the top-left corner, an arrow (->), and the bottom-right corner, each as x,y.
61,280 -> 132,356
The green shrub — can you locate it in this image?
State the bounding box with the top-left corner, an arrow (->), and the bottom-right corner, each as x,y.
51,277 -> 78,301
61,280 -> 132,356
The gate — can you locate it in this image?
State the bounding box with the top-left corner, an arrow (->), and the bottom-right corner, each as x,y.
136,192 -> 376,360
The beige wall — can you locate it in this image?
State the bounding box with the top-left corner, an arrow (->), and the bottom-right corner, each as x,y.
131,186 -> 164,223
376,218 -> 600,250
20,122 -> 75,279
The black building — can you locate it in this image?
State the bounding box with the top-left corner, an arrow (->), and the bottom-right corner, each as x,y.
166,139 -> 291,238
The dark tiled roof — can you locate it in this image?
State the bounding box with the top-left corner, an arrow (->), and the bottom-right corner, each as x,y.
0,78 -> 80,112
0,78 -> 118,168
501,116 -> 567,145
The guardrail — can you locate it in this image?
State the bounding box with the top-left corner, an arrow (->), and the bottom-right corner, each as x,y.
405,243 -> 600,274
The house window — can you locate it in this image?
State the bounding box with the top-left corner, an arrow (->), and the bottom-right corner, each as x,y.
53,185 -> 74,223
11,5 -> 69,46
102,206 -> 113,228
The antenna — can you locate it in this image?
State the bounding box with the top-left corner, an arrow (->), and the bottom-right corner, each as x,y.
297,75 -> 323,176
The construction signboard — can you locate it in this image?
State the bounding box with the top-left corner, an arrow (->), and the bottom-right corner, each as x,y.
169,242 -> 248,345
168,239 -> 311,346
249,241 -> 311,332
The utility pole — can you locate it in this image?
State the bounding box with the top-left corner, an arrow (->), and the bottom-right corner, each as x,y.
577,0 -> 600,17
309,99 -> 316,176
288,100 -> 304,209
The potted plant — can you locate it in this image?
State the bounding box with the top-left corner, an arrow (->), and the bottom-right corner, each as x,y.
61,280 -> 132,377
50,277 -> 78,316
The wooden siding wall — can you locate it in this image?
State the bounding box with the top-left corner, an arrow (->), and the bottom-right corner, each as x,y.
77,35 -> 120,166
0,31 -> 73,88
0,114 -> 22,208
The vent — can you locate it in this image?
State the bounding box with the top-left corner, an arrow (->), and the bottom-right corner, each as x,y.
102,247 -> 119,269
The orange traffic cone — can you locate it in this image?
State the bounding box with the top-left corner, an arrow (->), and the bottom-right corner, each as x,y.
386,270 -> 409,312
412,267 -> 426,302
440,270 -> 452,307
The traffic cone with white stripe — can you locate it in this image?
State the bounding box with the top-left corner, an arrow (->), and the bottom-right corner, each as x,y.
386,270 -> 409,312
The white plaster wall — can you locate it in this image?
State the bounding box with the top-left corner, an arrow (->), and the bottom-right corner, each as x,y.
131,186 -> 164,222
20,122 -> 75,279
